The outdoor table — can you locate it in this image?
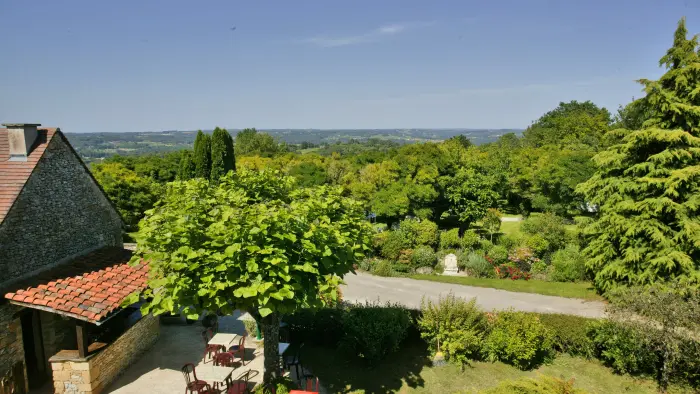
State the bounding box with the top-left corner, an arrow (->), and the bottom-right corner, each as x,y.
196,364 -> 235,385
208,333 -> 240,349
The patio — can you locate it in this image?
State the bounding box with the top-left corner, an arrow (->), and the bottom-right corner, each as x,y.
102,311 -> 326,394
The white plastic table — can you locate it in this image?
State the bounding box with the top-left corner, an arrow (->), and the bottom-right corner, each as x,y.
196,364 -> 235,384
208,333 -> 240,348
279,342 -> 290,354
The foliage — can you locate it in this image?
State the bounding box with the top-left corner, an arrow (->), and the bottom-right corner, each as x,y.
177,150 -> 195,180
91,162 -> 160,232
521,213 -> 568,256
550,245 -> 587,282
193,130 -> 212,179
339,302 -> 412,365
419,293 -> 487,367
495,262 -> 532,281
533,314 -> 594,357
400,218 -> 439,247
508,247 -> 539,272
481,375 -> 587,394
522,100 -> 612,149
576,19 -> 700,292
372,259 -> 394,277
445,168 -> 499,227
439,228 -> 462,250
484,310 -> 554,370
482,208 -> 502,241
461,229 -> 481,250
488,245 -> 509,264
235,128 -> 286,157
210,127 -> 235,181
288,161 -> 327,187
127,169 -> 372,384
381,230 -> 411,260
465,252 -> 495,278
243,318 -> 258,338
412,245 -> 437,268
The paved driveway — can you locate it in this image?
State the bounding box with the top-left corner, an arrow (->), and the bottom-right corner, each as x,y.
342,272 -> 605,318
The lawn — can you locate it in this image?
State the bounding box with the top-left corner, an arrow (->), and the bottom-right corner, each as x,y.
302,343 -> 678,394
408,274 -> 603,301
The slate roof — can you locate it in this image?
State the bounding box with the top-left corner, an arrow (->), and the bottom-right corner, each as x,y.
0,128 -> 58,222
4,247 -> 149,324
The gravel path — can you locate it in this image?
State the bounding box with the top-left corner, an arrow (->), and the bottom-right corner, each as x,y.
342,272 -> 605,318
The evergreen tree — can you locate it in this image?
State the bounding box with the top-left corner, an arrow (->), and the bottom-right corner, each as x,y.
212,127 -> 235,179
193,130 -> 212,179
178,150 -> 195,180
577,18 -> 700,292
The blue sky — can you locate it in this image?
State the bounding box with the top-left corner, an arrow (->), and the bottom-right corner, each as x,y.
0,0 -> 698,133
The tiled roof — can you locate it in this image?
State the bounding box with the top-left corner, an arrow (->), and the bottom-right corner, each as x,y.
4,247 -> 149,324
0,128 -> 58,222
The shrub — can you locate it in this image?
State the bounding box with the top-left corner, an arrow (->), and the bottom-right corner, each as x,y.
487,245 -> 508,263
550,244 -> 587,282
521,212 -> 567,254
464,252 -> 495,278
587,320 -> 657,375
412,245 -> 436,268
525,234 -> 550,257
461,229 -> 481,249
381,230 -> 410,260
482,375 -> 587,394
484,310 -> 554,370
530,260 -> 548,275
533,313 -> 594,357
371,231 -> 389,255
419,293 -> 487,367
495,262 -> 531,280
397,249 -> 414,266
508,246 -> 539,272
372,259 -> 394,277
498,233 -> 524,251
479,238 -> 494,252
358,257 -> 375,272
400,218 -> 439,247
243,318 -> 259,338
439,228 -> 461,250
340,302 -> 411,365
286,308 -> 346,347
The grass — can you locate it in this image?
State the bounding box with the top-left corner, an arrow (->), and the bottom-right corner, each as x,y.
408,274 -> 603,301
302,343 -> 681,394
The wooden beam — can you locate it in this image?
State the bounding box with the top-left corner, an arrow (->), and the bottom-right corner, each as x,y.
76,321 -> 89,358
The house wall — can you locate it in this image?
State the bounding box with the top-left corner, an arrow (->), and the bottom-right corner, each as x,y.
0,303 -> 27,393
40,312 -> 76,373
49,314 -> 159,394
0,133 -> 123,289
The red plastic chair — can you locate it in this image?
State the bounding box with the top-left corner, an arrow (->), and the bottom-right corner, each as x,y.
303,376 -> 320,392
202,329 -> 224,362
225,370 -> 252,394
213,351 -> 235,367
230,335 -> 246,365
181,363 -> 208,394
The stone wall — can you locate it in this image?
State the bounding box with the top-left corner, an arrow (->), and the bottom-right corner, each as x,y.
40,312 -> 76,372
0,303 -> 27,393
50,314 -> 159,394
0,133 -> 123,288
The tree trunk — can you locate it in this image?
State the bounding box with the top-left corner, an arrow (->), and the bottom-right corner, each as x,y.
261,312 -> 281,384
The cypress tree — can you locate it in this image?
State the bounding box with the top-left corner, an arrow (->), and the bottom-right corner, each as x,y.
193,130 -> 212,179
178,150 -> 195,180
210,127 -> 236,181
577,18 -> 700,292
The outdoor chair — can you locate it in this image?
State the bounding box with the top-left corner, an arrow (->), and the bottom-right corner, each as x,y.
202,329 -> 224,362
225,370 -> 252,394
302,375 -> 320,392
181,363 -> 208,394
197,383 -> 220,394
229,335 -> 246,365
213,351 -> 236,367
283,343 -> 304,380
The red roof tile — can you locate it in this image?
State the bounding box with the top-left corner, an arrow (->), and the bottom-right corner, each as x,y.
0,128 -> 58,222
3,247 -> 148,324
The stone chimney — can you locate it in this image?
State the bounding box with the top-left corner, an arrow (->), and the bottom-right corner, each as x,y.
2,123 -> 41,161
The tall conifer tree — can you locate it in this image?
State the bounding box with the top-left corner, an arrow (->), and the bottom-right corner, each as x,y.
577,18 -> 700,292
178,150 -> 195,180
193,130 -> 212,179
210,127 -> 236,181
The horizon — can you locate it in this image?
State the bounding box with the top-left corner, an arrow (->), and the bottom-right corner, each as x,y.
1,1 -> 698,133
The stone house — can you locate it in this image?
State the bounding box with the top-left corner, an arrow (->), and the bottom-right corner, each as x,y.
0,124 -> 158,394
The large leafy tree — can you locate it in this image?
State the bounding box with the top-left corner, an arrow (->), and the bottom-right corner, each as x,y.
523,100 -> 612,148
193,130 -> 212,178
577,18 -> 700,292
235,128 -> 286,157
129,169 -> 372,383
210,127 -> 236,181
444,168 -> 499,229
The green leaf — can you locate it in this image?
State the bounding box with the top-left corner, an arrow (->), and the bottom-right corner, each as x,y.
258,307 -> 273,317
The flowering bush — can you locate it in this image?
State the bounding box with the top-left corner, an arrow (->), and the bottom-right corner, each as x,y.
495,262 -> 532,281
508,246 -> 539,272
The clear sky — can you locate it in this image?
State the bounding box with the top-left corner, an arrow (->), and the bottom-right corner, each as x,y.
0,0 -> 698,133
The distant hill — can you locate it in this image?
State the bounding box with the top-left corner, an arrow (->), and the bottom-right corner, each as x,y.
65,128 -> 523,159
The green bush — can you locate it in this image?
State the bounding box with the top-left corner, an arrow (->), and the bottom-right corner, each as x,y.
419,293 -> 487,366
381,230 -> 410,260
412,245 -> 437,268
521,212 -> 567,255
530,260 -> 548,275
488,245 -> 509,263
439,228 -> 461,250
465,252 -> 495,278
481,375 -> 587,394
400,218 -> 439,247
525,234 -> 550,257
372,259 -> 394,277
461,229 -> 481,250
533,313 -> 594,357
371,231 -> 389,255
587,320 -> 657,375
550,244 -> 587,282
498,233 -> 524,251
339,302 -> 412,365
358,257 -> 375,272
484,310 -> 554,370
479,238 -> 494,252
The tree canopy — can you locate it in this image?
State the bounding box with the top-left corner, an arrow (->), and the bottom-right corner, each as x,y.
193,130 -> 212,178
210,127 -> 236,181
